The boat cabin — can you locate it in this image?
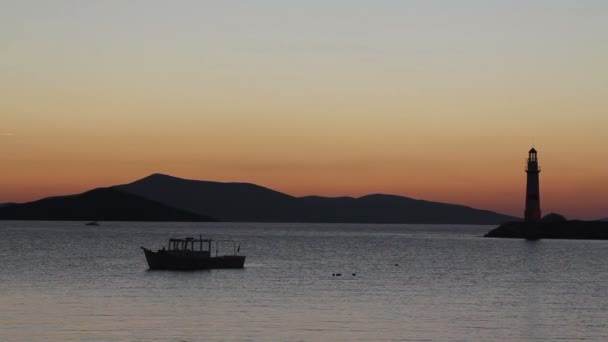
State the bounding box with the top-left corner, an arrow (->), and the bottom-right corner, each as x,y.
166,236 -> 240,257
168,237 -> 212,252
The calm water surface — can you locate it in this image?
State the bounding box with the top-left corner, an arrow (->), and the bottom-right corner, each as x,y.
1,222 -> 608,341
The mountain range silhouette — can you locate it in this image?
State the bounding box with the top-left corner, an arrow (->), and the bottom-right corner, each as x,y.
0,174 -> 518,224
0,186 -> 213,221
0,173 -> 519,223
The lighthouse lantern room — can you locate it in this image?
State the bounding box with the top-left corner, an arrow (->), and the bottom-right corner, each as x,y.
524,148 -> 541,221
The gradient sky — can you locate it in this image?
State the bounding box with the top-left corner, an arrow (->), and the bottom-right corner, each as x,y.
2,1 -> 607,219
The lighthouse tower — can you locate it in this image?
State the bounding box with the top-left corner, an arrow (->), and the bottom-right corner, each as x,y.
524,148 -> 541,221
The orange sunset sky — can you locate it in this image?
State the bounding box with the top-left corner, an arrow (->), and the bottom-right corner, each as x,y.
1,1 -> 607,219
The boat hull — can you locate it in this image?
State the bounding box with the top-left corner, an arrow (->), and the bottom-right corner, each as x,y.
142,248 -> 246,270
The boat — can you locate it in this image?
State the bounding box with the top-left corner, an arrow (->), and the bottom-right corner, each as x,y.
141,236 -> 246,270
85,221 -> 99,226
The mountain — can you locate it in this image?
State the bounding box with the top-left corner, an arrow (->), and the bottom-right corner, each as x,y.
0,187 -> 214,222
117,173 -> 518,224
116,174 -> 304,222
299,194 -> 517,224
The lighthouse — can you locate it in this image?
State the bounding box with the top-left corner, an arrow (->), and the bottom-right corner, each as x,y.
524,148 -> 541,221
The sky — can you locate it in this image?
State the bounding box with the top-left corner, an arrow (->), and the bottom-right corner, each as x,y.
1,1 -> 607,219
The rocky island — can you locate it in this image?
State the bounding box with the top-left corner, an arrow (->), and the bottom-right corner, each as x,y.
484,213 -> 608,240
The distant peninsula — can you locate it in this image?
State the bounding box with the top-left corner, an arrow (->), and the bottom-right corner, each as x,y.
0,187 -> 215,222
484,214 -> 608,240
0,173 -> 518,224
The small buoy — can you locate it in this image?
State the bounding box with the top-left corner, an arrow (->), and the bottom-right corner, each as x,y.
352,273 -> 356,276
395,263 -> 399,266
332,273 -> 335,276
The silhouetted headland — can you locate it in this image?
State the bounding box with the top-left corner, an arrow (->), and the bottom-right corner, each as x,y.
0,173 -> 517,224
0,187 -> 215,222
116,173 -> 517,224
485,213 -> 608,240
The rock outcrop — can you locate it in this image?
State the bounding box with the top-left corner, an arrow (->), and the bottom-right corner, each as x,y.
485,214 -> 608,240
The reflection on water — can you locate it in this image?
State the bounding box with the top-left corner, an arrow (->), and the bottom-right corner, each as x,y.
1,222 -> 608,341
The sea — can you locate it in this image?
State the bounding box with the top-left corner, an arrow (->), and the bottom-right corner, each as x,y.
1,221 -> 608,342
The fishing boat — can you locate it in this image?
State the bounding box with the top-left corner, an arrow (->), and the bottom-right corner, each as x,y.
141,236 -> 245,270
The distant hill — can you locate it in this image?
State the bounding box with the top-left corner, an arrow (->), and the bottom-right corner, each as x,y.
0,187 -> 215,222
117,173 -> 518,224
116,174 -> 305,222
299,194 -> 517,224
